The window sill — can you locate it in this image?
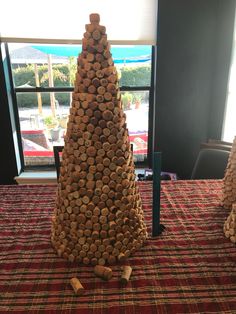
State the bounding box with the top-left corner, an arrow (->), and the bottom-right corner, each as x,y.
15,171 -> 57,185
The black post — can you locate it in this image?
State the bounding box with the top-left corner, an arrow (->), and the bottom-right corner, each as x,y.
152,151 -> 165,236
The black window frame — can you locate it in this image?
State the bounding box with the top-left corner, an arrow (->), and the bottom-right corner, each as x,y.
5,42 -> 155,172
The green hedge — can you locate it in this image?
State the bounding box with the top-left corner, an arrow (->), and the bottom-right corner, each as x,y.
13,64 -> 151,108
16,93 -> 70,109
119,66 -> 151,86
13,64 -> 70,88
14,64 -> 72,108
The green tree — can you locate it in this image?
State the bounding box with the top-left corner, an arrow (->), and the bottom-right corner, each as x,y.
40,67 -> 67,85
13,64 -> 151,108
68,57 -> 77,86
121,92 -> 133,110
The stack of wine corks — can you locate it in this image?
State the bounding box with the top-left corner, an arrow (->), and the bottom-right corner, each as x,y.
51,13 -> 148,266
223,203 -> 236,244
221,136 -> 236,209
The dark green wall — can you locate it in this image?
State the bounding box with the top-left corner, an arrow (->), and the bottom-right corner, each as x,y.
154,0 -> 236,178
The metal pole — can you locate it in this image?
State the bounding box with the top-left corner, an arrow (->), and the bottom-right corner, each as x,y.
152,151 -> 162,236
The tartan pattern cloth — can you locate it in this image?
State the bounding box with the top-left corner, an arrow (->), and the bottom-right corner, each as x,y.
0,180 -> 235,313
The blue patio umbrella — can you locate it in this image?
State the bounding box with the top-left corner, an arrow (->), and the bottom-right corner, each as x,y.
31,45 -> 151,64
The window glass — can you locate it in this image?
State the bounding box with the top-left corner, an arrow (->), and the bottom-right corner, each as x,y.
17,91 -> 149,166
9,44 -> 79,88
121,91 -> 149,162
9,43 -> 151,167
17,92 -> 70,166
223,40 -> 236,142
9,44 -> 151,88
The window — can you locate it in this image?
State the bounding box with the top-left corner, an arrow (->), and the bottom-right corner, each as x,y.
8,43 -> 153,168
223,12 -> 236,142
15,91 -> 71,167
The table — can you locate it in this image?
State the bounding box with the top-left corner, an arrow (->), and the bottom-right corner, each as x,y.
0,180 -> 235,313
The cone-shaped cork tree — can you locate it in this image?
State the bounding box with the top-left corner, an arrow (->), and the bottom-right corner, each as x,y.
51,14 -> 148,266
224,203 -> 236,244
222,136 -> 236,210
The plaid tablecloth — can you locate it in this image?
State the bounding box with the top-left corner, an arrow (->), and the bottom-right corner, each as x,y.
0,180 -> 235,313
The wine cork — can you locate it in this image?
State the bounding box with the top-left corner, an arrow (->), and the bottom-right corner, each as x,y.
118,252 -> 126,262
94,265 -> 112,280
107,255 -> 116,265
70,277 -> 85,295
120,266 -> 132,285
90,13 -> 100,24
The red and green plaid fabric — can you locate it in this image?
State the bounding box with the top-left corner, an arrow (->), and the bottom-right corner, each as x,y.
0,180 -> 235,313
